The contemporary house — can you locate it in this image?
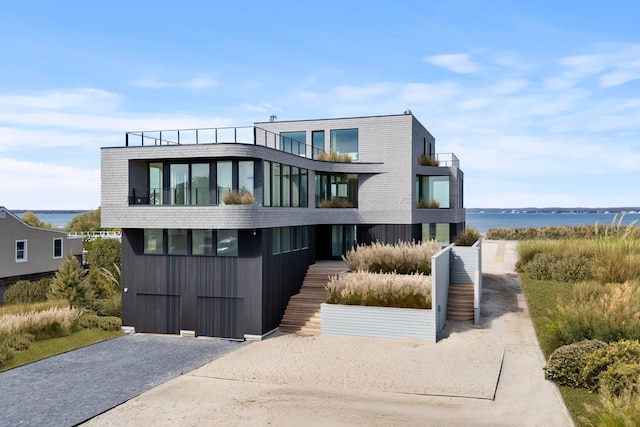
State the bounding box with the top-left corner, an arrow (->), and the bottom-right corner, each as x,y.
101,113 -> 465,339
0,207 -> 83,300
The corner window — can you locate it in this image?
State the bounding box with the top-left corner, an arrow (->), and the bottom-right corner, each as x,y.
53,238 -> 63,258
416,176 -> 450,208
16,240 -> 27,262
330,129 -> 358,160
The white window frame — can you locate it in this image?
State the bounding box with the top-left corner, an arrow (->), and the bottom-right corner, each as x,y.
16,240 -> 27,263
53,238 -> 63,259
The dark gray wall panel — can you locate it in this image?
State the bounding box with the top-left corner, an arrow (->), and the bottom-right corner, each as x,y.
134,294 -> 180,334
198,297 -> 244,339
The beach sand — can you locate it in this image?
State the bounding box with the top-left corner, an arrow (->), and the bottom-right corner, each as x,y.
85,241 -> 573,426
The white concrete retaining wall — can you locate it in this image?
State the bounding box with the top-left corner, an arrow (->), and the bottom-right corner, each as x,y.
432,246 -> 451,340
451,240 -> 482,324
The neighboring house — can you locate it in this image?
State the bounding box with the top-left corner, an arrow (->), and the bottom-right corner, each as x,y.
0,207 -> 83,300
101,112 -> 465,339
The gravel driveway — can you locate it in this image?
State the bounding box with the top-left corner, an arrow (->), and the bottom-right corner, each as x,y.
0,334 -> 245,426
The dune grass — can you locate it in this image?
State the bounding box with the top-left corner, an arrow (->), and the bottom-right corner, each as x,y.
0,328 -> 123,372
520,276 -> 603,425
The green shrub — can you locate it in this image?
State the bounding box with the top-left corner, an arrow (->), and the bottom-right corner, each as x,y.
582,340 -> 640,391
88,269 -> 117,300
91,295 -> 122,318
416,198 -> 440,209
5,333 -> 35,352
547,283 -> 640,348
581,383 -> 640,427
50,254 -> 94,308
523,253 -> 556,280
418,154 -> 439,166
221,188 -> 255,205
78,313 -> 121,331
97,316 -> 121,331
0,337 -> 15,368
454,227 -> 480,246
318,197 -> 354,208
3,279 -> 51,305
544,339 -> 607,388
343,240 -> 441,275
316,150 -> 352,162
550,254 -> 593,282
598,362 -> 640,396
326,271 -> 432,309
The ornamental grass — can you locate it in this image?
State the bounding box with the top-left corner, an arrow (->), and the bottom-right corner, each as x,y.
418,154 -> 439,166
326,271 -> 432,309
343,240 -> 442,275
0,306 -> 80,337
222,188 -> 255,205
315,150 -> 352,162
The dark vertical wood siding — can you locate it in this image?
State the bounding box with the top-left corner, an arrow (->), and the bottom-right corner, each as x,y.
121,229 -> 252,338
198,297 -> 244,339
134,294 -> 180,334
260,227 -> 316,334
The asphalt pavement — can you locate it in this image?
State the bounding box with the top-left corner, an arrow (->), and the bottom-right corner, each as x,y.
0,333 -> 245,426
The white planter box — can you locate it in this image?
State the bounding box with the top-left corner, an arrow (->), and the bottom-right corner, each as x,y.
321,303 -> 436,342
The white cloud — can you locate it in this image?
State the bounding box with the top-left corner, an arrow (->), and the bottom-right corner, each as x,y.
423,53 -> 481,74
0,88 -> 121,112
0,157 -> 100,209
132,76 -> 217,89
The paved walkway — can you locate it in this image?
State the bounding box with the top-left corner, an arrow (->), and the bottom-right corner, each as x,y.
0,334 -> 244,426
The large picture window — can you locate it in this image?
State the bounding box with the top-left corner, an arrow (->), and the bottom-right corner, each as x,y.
264,161 -> 307,208
272,226 -> 309,254
330,129 -> 358,160
142,160 -> 253,206
416,176 -> 450,208
315,173 -> 358,208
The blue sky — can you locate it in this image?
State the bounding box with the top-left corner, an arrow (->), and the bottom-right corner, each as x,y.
1,1 -> 639,209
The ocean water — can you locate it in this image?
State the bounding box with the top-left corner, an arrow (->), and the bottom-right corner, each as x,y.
25,212 -> 84,228
15,210 -> 640,233
467,212 -> 640,234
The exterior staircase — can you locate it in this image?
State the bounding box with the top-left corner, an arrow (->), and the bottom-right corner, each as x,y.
446,283 -> 475,322
279,261 -> 347,335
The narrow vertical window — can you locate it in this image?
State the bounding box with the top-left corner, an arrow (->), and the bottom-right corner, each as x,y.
191,163 -> 210,205
149,162 -> 163,205
291,167 -> 300,207
217,161 -> 233,204
282,165 -> 291,207
272,227 -> 281,254
170,164 -> 189,205
300,169 -> 308,207
263,161 -> 271,207
238,161 -> 254,195
16,240 -> 27,262
53,238 -> 63,258
312,130 -> 324,159
272,163 -> 281,207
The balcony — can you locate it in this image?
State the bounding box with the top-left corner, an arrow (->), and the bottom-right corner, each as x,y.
130,187 -> 228,206
124,126 -> 323,158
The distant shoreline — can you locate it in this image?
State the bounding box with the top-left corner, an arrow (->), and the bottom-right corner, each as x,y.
11,210 -> 87,214
468,207 -> 640,214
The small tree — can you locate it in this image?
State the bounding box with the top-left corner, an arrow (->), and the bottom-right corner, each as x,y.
50,254 -> 93,308
21,211 -> 55,229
